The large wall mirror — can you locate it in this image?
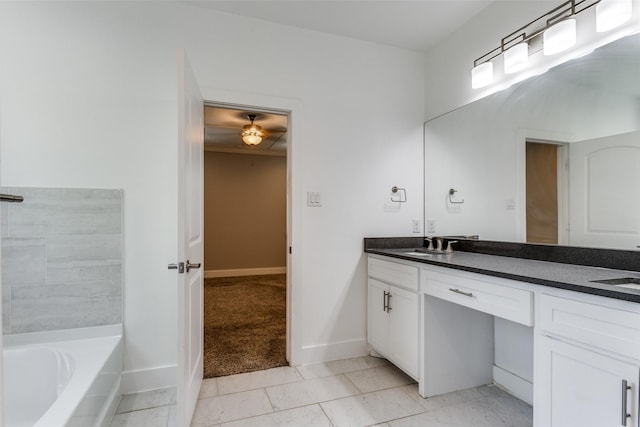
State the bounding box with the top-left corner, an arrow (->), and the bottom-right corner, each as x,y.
424,32 -> 640,251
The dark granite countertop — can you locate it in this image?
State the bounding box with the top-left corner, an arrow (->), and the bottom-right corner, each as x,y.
366,247 -> 640,304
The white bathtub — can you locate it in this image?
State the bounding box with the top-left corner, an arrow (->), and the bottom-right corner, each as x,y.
3,325 -> 123,427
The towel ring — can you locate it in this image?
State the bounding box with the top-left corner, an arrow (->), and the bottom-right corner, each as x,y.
391,186 -> 407,203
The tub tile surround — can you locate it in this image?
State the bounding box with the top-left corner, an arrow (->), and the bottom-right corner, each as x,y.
110,356 -> 531,427
1,187 -> 123,334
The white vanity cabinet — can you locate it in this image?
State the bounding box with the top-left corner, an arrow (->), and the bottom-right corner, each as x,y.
534,293 -> 640,427
367,255 -> 420,379
420,264 -> 534,400
367,249 -> 640,427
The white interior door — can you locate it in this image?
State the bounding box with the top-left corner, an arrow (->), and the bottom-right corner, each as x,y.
176,49 -> 204,427
569,130 -> 640,249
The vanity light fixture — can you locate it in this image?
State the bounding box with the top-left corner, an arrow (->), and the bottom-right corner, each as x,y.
241,114 -> 265,146
471,62 -> 494,88
504,42 -> 529,73
596,0 -> 633,32
471,0 -> 634,88
544,18 -> 577,55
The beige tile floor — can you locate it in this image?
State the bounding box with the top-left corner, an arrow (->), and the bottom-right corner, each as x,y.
110,356 -> 533,427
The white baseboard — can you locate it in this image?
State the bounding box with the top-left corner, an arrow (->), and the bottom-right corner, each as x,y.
205,267 -> 286,278
298,339 -> 369,366
121,364 -> 176,394
493,365 -> 533,405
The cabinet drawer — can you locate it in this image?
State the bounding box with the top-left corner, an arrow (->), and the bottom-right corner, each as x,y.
538,293 -> 640,360
368,257 -> 419,291
423,270 -> 533,326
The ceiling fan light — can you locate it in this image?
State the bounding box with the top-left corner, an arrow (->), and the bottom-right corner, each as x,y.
471,62 -> 493,89
504,42 -> 529,74
242,134 -> 263,145
596,0 -> 632,32
543,19 -> 576,55
241,114 -> 265,146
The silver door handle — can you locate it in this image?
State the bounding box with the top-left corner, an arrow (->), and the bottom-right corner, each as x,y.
168,262 -> 185,274
386,293 -> 392,312
621,379 -> 631,426
186,260 -> 201,273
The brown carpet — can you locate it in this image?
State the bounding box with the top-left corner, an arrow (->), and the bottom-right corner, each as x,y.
204,274 -> 287,378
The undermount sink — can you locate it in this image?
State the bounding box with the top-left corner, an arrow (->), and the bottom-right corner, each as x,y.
404,251 -> 432,256
590,277 -> 640,290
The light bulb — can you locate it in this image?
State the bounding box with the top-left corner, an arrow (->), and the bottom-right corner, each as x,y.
544,19 -> 576,55
596,0 -> 632,32
242,134 -> 262,145
504,42 -> 529,74
471,62 -> 493,89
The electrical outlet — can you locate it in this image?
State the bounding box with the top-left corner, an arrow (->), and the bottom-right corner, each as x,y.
427,220 -> 436,233
412,219 -> 421,233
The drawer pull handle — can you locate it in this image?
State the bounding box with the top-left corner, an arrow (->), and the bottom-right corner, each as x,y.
387,293 -> 392,312
622,379 -> 631,426
449,288 -> 474,297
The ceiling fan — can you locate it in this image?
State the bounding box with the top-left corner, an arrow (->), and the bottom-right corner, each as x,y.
203,107 -> 288,151
241,114 -> 266,146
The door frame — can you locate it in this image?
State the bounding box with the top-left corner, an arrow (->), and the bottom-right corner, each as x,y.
516,129 -> 573,244
199,90 -> 303,365
523,139 -> 569,245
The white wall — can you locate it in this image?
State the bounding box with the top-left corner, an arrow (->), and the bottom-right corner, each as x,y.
424,0 -> 640,120
0,2 -> 424,389
425,1 -> 562,120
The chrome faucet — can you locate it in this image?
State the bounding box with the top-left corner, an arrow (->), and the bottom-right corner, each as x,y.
424,237 -> 434,251
445,240 -> 458,254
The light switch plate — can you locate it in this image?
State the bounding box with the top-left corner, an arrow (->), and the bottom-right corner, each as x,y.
505,198 -> 516,210
307,192 -> 322,207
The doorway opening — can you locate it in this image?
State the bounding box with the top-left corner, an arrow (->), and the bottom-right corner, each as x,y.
202,103 -> 289,378
525,140 -> 568,245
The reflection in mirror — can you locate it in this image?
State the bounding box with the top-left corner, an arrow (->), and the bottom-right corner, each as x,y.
424,33 -> 640,250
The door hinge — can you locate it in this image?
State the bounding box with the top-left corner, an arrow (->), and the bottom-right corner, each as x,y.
289,246 -> 292,254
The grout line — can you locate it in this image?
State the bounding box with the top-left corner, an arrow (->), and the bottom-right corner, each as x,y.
117,401 -> 177,414
293,365 -> 306,380
341,372 -> 365,395
115,402 -> 174,416
318,402 -> 337,427
217,404 -> 326,427
263,387 -> 276,411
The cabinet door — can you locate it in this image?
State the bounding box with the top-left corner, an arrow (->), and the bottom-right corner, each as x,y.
388,285 -> 419,378
535,335 -> 639,427
368,279 -> 389,355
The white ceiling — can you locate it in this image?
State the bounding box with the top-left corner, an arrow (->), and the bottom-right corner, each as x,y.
196,1 -> 497,154
184,0 -> 495,52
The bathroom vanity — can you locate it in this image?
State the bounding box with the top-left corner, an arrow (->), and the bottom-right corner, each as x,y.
365,238 -> 640,427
